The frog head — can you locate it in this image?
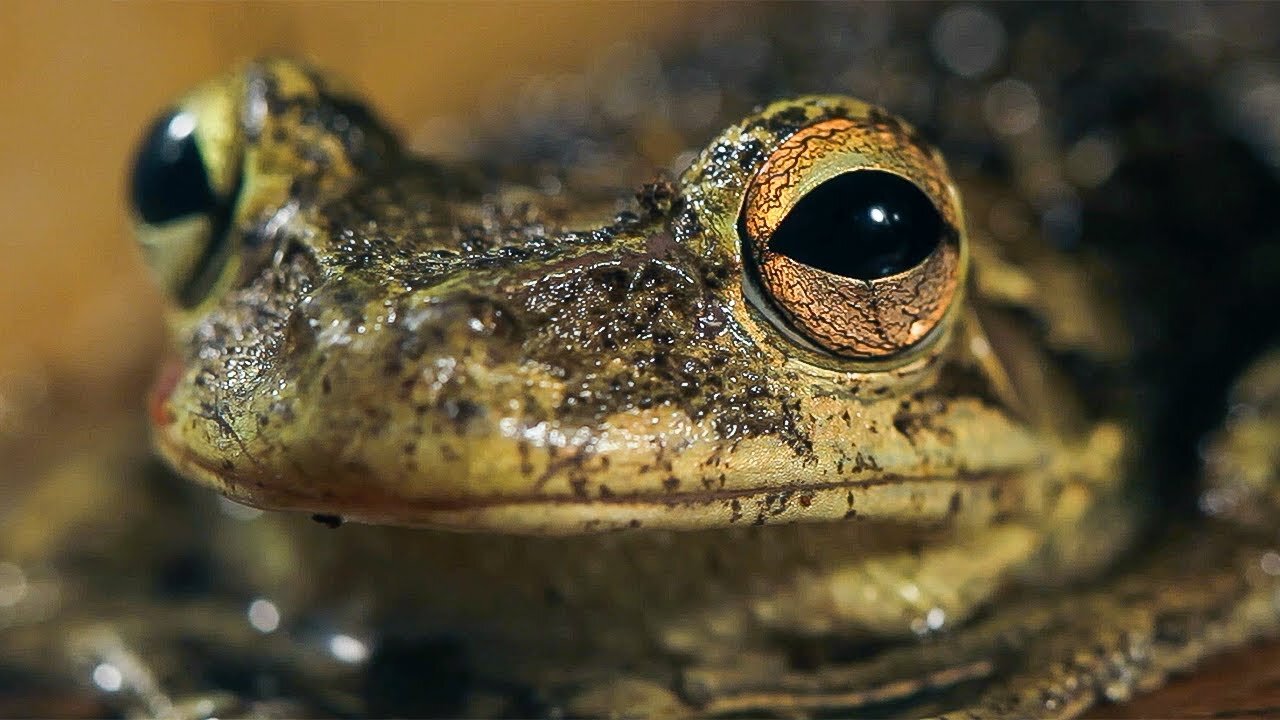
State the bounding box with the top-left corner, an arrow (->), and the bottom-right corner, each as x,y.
130,57 -> 398,312
131,59 -> 1122,534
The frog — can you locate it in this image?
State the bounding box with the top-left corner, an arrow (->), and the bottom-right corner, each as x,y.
121,56 -> 1280,719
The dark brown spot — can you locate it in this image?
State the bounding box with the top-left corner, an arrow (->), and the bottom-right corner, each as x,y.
892,412 -> 916,441
637,174 -> 677,218
853,452 -> 881,471
517,441 -> 533,476
312,513 -> 343,529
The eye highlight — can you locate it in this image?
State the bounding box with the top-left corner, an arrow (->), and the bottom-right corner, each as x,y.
740,116 -> 964,360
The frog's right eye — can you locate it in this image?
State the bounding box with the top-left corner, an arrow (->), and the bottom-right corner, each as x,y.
130,105 -> 240,308
739,115 -> 966,362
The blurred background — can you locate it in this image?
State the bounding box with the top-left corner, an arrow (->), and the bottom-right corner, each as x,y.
3,2 -> 1280,717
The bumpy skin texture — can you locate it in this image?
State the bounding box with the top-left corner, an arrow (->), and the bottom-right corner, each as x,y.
133,59 -> 1280,718
153,62 -> 1110,536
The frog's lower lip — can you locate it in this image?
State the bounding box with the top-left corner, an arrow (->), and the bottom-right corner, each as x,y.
325,472 -> 1024,534
149,430 -> 1027,534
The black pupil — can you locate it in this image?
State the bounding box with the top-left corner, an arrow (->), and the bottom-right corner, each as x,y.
767,170 -> 943,279
130,108 -> 216,224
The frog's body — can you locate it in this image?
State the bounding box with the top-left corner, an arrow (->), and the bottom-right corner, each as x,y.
132,59 -> 1138,708
116,48 -> 1280,719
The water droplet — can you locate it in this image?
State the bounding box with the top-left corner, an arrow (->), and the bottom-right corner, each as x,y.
910,617 -> 929,636
0,562 -> 28,608
247,598 -> 281,633
926,607 -> 947,630
1066,135 -> 1120,188
1261,551 -> 1280,576
329,633 -> 370,664
92,663 -> 123,692
931,5 -> 1006,78
899,583 -> 921,602
983,79 -> 1039,136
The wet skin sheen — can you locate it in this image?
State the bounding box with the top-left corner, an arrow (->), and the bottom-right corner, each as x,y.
130,59 -> 1280,717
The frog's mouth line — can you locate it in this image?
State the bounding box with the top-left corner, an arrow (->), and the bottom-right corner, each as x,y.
153,431 -> 1028,532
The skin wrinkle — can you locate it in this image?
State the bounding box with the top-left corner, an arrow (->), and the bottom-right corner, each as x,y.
193,402 -> 261,470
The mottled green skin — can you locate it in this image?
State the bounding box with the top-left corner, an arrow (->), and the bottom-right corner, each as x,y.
135,60 -> 1280,717
154,61 -> 1112,534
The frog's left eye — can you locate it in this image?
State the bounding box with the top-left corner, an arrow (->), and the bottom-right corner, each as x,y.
740,116 -> 965,360
132,110 -> 217,225
130,103 -> 241,308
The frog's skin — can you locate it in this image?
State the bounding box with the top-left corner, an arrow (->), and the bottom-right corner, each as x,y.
124,59 -> 1280,718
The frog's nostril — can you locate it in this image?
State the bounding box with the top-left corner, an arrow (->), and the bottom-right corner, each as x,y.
391,294 -> 523,362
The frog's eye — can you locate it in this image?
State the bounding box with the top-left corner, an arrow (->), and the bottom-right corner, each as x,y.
130,105 -> 240,308
131,110 -> 216,225
740,117 -> 964,360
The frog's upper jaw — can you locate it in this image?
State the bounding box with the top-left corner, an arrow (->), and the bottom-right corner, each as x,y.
152,370 -> 1050,536
148,219 -> 1052,535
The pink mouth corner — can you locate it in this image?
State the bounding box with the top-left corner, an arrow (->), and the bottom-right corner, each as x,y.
147,357 -> 183,428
